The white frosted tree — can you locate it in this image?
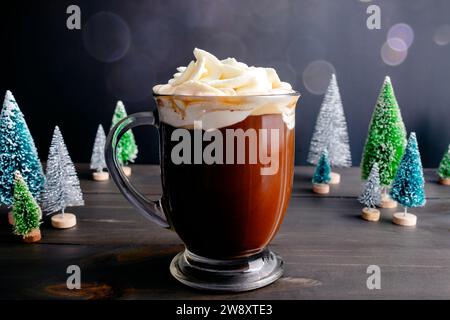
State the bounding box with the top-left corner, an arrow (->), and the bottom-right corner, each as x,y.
359,163 -> 381,209
41,126 -> 84,215
307,74 -> 352,167
90,124 -> 107,172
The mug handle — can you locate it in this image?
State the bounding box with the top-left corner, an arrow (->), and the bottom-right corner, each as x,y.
105,111 -> 170,229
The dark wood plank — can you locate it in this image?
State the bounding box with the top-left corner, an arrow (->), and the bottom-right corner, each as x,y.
77,164 -> 450,199
0,165 -> 449,299
78,164 -> 162,196
294,167 -> 450,199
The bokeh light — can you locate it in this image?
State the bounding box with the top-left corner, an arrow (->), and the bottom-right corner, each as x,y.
106,52 -> 155,102
387,37 -> 408,52
381,41 -> 408,66
83,12 -> 131,63
434,25 -> 450,46
387,23 -> 414,50
302,60 -> 336,95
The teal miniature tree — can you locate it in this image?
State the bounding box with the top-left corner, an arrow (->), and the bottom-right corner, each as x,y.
0,90 -> 45,206
12,171 -> 41,238
111,101 -> 138,165
312,150 -> 331,184
437,145 -> 450,180
361,77 -> 407,187
389,132 -> 426,212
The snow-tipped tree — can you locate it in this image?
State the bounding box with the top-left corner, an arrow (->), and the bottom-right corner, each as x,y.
41,126 -> 84,215
12,171 -> 41,238
359,163 -> 381,209
390,132 -> 426,209
312,150 -> 331,184
0,90 -> 45,206
111,101 -> 138,165
361,76 -> 407,186
307,74 -> 352,168
90,124 -> 107,172
438,144 -> 450,180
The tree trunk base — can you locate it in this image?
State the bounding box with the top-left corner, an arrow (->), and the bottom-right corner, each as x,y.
51,213 -> 77,229
393,212 -> 417,227
361,207 -> 380,222
439,177 -> 450,186
23,229 -> 41,243
379,193 -> 398,208
312,183 -> 330,194
122,166 -> 132,177
329,172 -> 341,185
8,211 -> 14,225
92,171 -> 110,181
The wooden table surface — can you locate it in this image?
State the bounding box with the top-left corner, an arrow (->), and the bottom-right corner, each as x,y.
0,164 -> 449,300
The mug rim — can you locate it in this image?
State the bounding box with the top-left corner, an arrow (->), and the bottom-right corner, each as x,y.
153,91 -> 301,99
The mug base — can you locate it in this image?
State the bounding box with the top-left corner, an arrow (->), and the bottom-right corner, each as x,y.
170,248 -> 283,292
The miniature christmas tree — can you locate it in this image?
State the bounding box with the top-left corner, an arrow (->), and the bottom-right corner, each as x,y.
359,163 -> 381,208
389,132 -> 425,226
312,150 -> 331,194
437,145 -> 450,185
111,101 -> 138,170
0,90 -> 45,206
90,125 -> 109,181
307,74 -> 352,167
41,126 -> 84,229
12,171 -> 42,243
359,163 -> 382,221
361,77 -> 407,187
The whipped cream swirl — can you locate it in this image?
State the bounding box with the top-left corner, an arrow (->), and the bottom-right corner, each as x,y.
153,49 -> 298,130
153,48 -> 293,96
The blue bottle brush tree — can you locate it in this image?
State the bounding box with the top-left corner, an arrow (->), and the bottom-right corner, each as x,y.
390,132 -> 426,214
312,150 -> 331,185
0,90 -> 45,206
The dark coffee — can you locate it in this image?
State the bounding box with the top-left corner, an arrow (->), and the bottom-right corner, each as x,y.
160,114 -> 294,259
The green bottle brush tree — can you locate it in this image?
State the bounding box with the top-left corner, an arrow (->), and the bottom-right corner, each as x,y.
111,101 -> 138,176
360,76 -> 407,207
437,145 -> 450,185
12,171 -> 42,243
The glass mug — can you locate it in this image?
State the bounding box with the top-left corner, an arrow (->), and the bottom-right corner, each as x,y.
105,93 -> 300,292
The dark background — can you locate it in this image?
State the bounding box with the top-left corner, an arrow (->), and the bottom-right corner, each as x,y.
1,0 -> 449,167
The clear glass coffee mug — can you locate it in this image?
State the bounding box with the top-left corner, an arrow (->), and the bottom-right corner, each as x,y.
105,93 -> 300,292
